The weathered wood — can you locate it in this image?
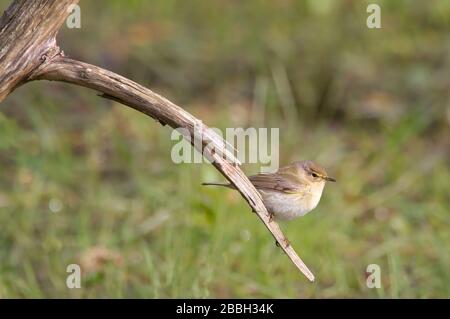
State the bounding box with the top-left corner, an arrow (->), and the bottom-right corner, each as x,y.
0,0 -> 315,281
0,0 -> 78,101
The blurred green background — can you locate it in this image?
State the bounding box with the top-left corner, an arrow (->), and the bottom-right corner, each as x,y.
0,0 -> 449,298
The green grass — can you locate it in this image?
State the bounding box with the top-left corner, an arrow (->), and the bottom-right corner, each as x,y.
0,0 -> 449,298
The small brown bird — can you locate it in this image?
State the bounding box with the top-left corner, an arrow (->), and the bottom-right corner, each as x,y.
203,160 -> 335,221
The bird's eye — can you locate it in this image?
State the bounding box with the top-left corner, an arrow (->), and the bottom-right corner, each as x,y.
311,172 -> 318,178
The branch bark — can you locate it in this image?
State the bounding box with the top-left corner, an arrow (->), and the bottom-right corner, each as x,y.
0,0 -> 315,281
0,0 -> 78,101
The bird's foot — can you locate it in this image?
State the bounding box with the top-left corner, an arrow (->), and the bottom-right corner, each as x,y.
268,212 -> 275,223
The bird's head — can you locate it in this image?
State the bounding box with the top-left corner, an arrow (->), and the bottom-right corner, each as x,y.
295,160 -> 336,184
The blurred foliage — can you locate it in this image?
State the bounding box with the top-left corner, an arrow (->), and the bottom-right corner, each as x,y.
0,0 -> 449,298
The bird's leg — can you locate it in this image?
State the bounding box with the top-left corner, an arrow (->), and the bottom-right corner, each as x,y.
268,211 -> 275,223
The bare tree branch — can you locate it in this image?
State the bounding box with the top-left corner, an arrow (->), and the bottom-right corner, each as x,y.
0,0 -> 315,281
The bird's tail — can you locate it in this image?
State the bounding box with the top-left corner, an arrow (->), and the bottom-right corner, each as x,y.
202,182 -> 233,188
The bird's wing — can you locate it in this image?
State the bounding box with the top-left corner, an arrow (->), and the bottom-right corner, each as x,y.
248,172 -> 307,194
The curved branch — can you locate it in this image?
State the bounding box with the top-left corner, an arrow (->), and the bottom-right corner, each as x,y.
0,0 -> 315,281
33,55 -> 315,281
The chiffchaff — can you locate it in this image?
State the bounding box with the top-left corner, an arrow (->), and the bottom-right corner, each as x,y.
203,160 -> 335,221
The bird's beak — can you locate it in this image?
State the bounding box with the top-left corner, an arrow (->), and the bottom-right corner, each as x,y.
324,176 -> 336,182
